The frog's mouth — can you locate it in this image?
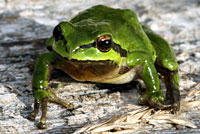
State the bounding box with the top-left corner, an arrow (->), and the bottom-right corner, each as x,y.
68,59 -> 117,66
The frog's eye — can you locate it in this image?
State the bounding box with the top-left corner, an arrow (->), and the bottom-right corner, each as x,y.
53,25 -> 66,43
96,35 -> 113,52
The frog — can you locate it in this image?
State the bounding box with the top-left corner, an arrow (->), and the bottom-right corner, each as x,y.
27,5 -> 180,129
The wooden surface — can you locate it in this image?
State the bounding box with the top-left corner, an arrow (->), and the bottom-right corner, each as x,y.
0,0 -> 200,133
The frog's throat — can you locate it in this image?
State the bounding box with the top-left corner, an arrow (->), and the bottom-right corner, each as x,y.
57,58 -> 136,84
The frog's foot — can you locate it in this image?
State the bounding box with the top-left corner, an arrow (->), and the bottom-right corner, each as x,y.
28,111 -> 37,121
165,90 -> 180,114
48,87 -> 74,110
171,102 -> 180,114
138,91 -> 171,109
38,122 -> 47,129
29,97 -> 48,129
27,100 -> 40,121
49,96 -> 74,110
46,86 -> 74,110
37,97 -> 48,129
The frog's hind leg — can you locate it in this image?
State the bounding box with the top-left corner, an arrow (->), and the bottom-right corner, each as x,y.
155,62 -> 180,113
28,52 -> 63,129
143,25 -> 180,112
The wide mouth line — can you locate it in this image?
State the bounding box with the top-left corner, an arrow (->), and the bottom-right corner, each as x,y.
54,51 -> 116,65
64,58 -> 116,65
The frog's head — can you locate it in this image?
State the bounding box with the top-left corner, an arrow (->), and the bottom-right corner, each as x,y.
49,21 -> 124,64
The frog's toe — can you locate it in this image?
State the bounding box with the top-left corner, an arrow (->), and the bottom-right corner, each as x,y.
171,97 -> 180,113
49,97 -> 74,110
38,122 -> 47,129
27,113 -> 36,121
148,97 -> 171,109
170,102 -> 180,114
165,94 -> 180,113
148,96 -> 180,112
138,93 -> 172,109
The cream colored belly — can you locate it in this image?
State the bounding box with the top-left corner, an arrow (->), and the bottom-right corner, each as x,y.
97,68 -> 137,84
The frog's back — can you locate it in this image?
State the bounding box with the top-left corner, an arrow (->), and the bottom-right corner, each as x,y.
70,5 -> 156,59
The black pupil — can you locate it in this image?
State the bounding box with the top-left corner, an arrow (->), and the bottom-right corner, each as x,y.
97,39 -> 112,52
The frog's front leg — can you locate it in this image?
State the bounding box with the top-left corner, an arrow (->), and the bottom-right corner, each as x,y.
27,52 -> 56,129
27,52 -> 73,129
127,52 -> 170,109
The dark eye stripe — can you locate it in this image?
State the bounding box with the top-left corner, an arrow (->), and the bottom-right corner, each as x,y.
79,42 -> 127,57
79,43 -> 95,48
112,43 -> 127,57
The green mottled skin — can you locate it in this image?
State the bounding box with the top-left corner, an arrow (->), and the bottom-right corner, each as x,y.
28,5 -> 180,129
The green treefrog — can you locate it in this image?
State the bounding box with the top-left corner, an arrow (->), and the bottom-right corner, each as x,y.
28,5 -> 180,129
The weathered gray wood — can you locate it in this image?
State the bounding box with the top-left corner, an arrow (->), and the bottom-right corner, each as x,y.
0,0 -> 199,133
